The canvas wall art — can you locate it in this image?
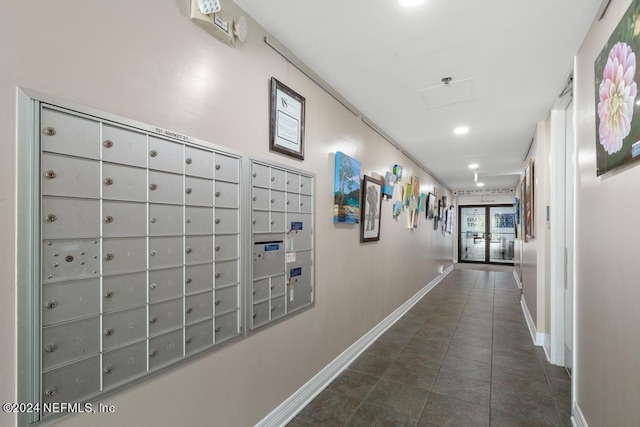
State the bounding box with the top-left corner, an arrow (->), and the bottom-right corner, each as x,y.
393,201 -> 402,218
393,164 -> 403,182
426,193 -> 436,219
382,171 -> 396,199
594,0 -> 640,175
361,175 -> 383,242
333,151 -> 361,223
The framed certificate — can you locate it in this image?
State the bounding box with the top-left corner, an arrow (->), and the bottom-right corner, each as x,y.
270,77 -> 305,160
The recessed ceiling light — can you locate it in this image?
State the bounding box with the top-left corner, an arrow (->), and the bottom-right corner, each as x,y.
399,0 -> 425,7
454,126 -> 469,135
476,182 -> 485,187
468,163 -> 479,169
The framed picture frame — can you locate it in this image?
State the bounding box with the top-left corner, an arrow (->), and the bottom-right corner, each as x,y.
269,77 -> 305,160
524,159 -> 534,239
361,175 -> 383,242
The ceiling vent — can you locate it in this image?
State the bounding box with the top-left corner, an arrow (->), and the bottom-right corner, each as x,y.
417,78 -> 476,109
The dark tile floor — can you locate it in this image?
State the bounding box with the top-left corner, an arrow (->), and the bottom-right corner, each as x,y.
289,267 -> 572,427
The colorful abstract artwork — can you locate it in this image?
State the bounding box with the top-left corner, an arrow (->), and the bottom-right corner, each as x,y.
382,171 -> 396,199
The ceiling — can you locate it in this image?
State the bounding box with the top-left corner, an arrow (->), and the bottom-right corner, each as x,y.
234,0 -> 603,191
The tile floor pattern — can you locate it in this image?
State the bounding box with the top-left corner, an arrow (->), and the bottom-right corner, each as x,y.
288,268 -> 571,426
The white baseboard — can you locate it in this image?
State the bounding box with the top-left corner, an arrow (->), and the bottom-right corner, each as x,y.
520,295 -> 546,347
572,401 -> 588,427
512,268 -> 522,290
255,265 -> 455,427
543,333 -> 551,361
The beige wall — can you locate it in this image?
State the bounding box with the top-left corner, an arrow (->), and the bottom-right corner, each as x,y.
520,123 -> 541,333
574,0 -> 640,424
0,1 -> 453,426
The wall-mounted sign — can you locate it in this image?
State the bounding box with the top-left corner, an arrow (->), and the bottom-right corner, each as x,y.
270,77 -> 305,160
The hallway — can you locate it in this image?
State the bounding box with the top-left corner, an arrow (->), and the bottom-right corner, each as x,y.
289,268 -> 571,426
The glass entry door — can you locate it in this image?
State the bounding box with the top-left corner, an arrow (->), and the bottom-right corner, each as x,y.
459,205 -> 515,264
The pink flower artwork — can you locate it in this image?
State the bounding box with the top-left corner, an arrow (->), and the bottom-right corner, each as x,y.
598,42 -> 637,155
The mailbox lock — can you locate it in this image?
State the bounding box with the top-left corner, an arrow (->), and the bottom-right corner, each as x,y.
252,196 -> 257,201
185,247 -> 192,254
44,213 -> 57,223
215,219 -> 221,224
44,387 -> 57,398
185,277 -> 192,284
215,300 -> 221,306
150,217 -> 157,224
104,366 -> 114,374
104,328 -> 115,337
252,172 -> 257,178
271,177 -> 275,182
215,273 -> 221,278
186,218 -> 191,224
215,327 -> 221,333
150,283 -> 157,289
44,170 -> 57,179
271,199 -> 275,203
271,307 -> 276,312
215,192 -> 221,198
150,250 -> 157,257
149,349 -> 158,357
185,336 -> 192,344
215,246 -> 221,252
43,127 -> 56,136
104,290 -> 114,298
103,140 -> 114,148
105,252 -> 114,261
287,201 -> 291,205
65,255 -> 74,263
185,188 -> 192,194
149,316 -> 157,324
45,300 -> 57,309
104,177 -> 114,186
216,164 -> 221,170
149,183 -> 158,191
252,313 -> 257,319
104,215 -> 114,223
252,220 -> 256,225
185,307 -> 193,314
185,158 -> 192,165
44,344 -> 57,353
270,220 -> 275,225
149,150 -> 158,158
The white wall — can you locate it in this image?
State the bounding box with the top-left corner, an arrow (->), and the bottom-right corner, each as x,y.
0,1 -> 453,426
573,0 -> 640,424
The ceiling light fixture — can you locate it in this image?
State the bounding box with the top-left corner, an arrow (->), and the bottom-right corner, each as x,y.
468,163 -> 479,169
399,0 -> 426,7
476,182 -> 485,187
474,172 -> 478,182
454,126 -> 469,135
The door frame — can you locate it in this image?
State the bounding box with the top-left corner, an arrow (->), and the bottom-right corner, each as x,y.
457,204 -> 515,265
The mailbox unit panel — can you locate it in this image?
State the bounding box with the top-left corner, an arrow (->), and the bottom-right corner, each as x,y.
31,102 -> 245,422
249,160 -> 315,332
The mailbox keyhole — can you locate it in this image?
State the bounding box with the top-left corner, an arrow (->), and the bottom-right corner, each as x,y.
65,255 -> 74,263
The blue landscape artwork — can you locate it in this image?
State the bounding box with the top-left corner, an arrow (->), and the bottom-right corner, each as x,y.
333,152 -> 361,223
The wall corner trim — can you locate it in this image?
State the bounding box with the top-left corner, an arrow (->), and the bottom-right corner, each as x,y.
572,401 -> 589,427
512,268 -> 522,290
255,265 -> 455,427
521,295 -> 545,346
